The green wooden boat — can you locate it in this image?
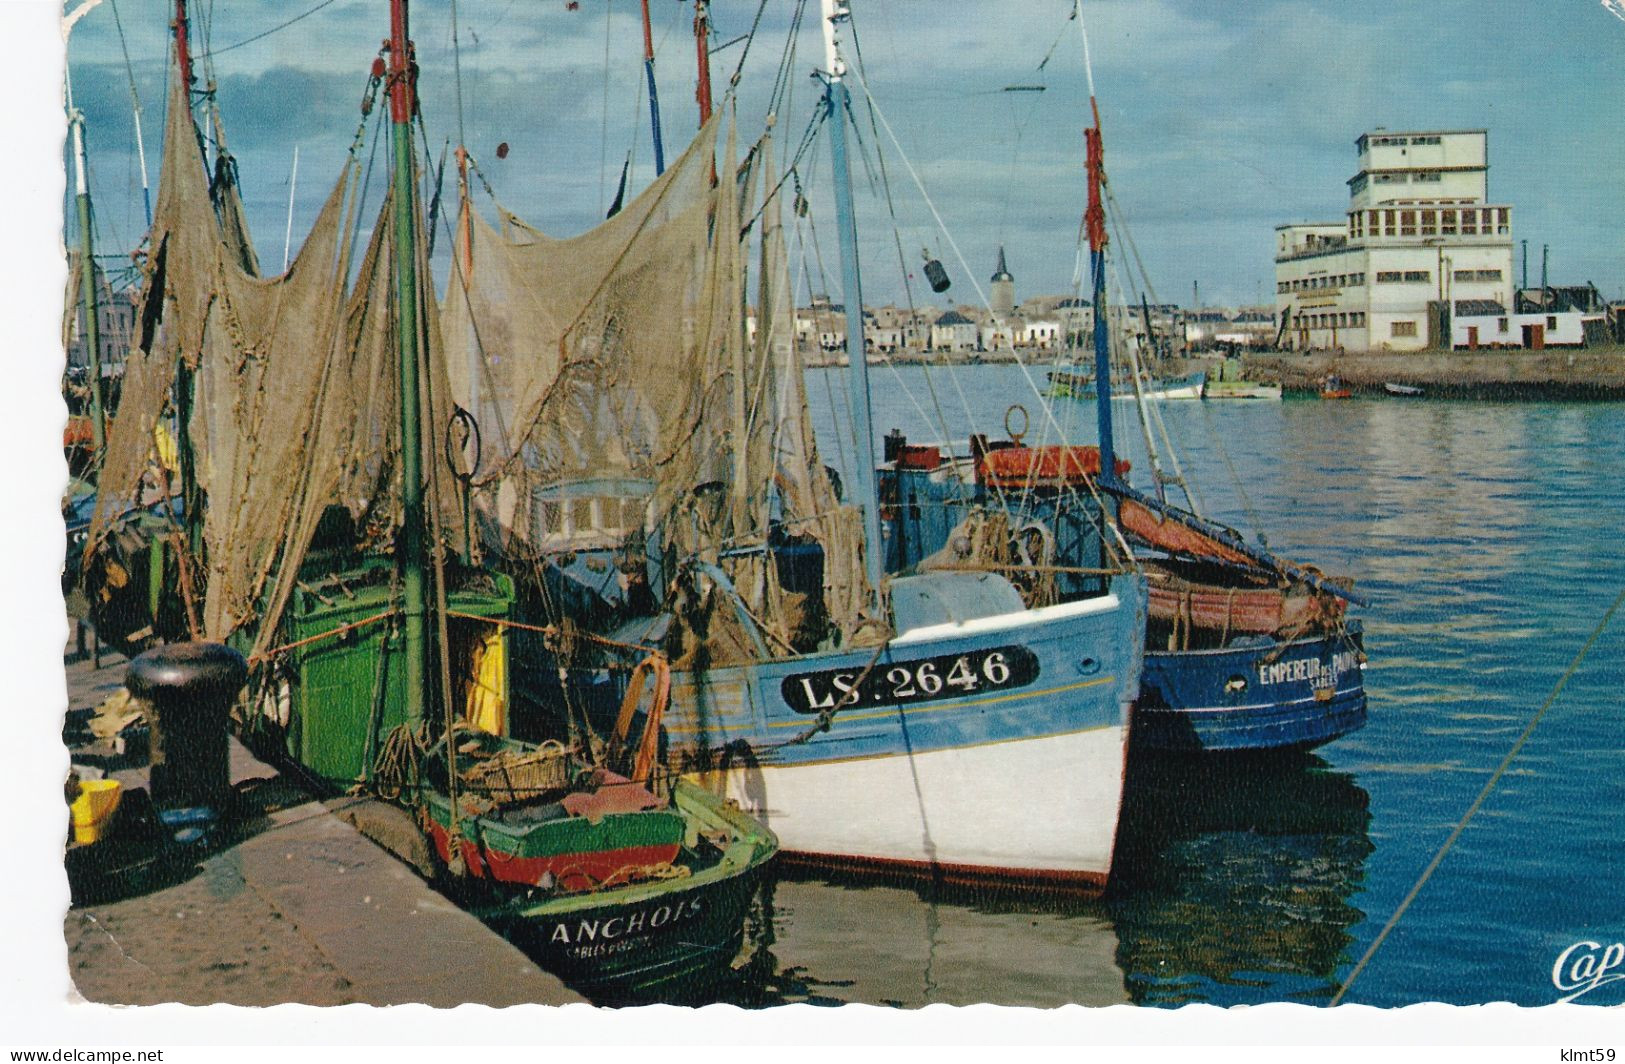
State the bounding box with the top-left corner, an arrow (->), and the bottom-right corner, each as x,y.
259,564 -> 777,1003
421,746 -> 779,1004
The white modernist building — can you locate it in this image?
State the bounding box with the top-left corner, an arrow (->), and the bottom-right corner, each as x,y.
1275,129 -> 1514,352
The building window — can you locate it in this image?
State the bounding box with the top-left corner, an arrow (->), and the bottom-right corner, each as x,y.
1498,317 -> 1508,330
1392,320 -> 1417,338
1400,210 -> 1416,236
1441,210 -> 1457,234
1376,271 -> 1404,283
1402,271 -> 1431,283
1417,172 -> 1442,183
1383,210 -> 1396,236
1547,316 -> 1558,329
1420,210 -> 1438,235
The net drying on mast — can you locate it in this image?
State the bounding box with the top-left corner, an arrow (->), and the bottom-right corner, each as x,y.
440,107 -> 874,665
88,66 -> 461,658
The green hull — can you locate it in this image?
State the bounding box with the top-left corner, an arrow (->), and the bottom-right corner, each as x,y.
460,780 -> 779,1004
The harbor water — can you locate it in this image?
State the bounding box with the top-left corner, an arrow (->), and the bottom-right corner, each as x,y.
704,364 -> 1625,1007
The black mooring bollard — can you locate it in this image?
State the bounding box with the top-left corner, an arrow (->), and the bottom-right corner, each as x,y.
126,642 -> 247,817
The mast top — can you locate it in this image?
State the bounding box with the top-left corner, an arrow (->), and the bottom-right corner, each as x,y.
819,0 -> 851,80
386,0 -> 416,124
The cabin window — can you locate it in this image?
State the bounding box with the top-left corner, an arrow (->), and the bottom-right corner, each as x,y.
1392,320 -> 1418,338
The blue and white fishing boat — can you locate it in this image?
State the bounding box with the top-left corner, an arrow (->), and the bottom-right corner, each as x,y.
879,3 -> 1368,756
440,0 -> 1147,891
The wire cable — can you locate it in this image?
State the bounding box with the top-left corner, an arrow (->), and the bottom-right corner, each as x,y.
1329,583 -> 1625,1006
211,0 -> 343,57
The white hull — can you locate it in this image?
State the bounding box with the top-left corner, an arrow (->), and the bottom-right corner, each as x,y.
691,721 -> 1130,883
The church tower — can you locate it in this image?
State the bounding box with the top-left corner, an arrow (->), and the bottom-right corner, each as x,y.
990,246 -> 1016,319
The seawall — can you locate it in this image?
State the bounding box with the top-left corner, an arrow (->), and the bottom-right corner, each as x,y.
1240,348 -> 1625,400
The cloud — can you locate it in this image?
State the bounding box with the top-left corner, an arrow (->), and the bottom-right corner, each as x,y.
54,0 -> 1625,306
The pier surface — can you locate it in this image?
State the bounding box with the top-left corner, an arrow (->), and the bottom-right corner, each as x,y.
62,632 -> 584,1007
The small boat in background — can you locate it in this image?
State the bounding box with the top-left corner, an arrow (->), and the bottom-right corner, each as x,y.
1320,374 -> 1353,400
1383,382 -> 1424,397
1048,368 -> 1206,400
1204,357 -> 1281,401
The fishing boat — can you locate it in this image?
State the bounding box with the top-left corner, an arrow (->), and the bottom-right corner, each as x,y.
879,3 -> 1368,755
438,0 -> 1146,892
84,0 -> 776,1000
414,724 -> 776,1002
1048,367 -> 1206,400
1204,357 -> 1282,400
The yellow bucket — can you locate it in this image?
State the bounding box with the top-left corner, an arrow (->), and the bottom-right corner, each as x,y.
70,779 -> 122,845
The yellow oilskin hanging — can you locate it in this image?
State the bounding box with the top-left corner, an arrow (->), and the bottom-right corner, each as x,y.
466,629 -> 507,735
152,420 -> 179,474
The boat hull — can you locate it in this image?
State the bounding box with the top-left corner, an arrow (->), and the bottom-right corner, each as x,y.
655,580 -> 1147,889
692,722 -> 1126,890
1134,625 -> 1366,753
487,856 -> 765,1003
1204,382 -> 1282,400
468,781 -> 777,1004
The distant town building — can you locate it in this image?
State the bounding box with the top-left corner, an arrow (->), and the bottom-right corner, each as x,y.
1275,129 -> 1514,352
990,247 -> 1016,320
64,252 -> 135,376
930,309 -> 979,352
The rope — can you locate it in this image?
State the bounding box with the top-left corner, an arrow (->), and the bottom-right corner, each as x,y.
209,0 -> 343,57
554,859 -> 691,895
788,637 -> 891,745
1329,583 -> 1625,1006
248,608 -> 396,665
441,608 -> 662,659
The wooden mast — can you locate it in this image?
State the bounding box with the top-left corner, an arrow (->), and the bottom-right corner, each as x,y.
387,0 -> 430,726
67,91 -> 105,460
817,0 -> 883,601
641,0 -> 667,174
693,0 -> 714,124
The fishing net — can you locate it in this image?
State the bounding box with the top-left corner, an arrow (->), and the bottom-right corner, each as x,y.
440,107 -> 874,661
90,72 -> 457,656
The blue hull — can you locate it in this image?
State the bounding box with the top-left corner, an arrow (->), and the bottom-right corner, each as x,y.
1134,624 -> 1366,753
660,578 -> 1147,769
532,572 -> 1148,885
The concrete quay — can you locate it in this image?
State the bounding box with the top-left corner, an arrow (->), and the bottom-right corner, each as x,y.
61,634 -> 585,1007
1242,347 -> 1625,399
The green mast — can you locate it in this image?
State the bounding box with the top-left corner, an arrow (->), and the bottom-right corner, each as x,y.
387,0 -> 429,728
68,103 -> 106,459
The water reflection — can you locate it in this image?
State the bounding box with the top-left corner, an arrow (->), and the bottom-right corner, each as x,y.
709,751 -> 1372,1008
1110,751 -> 1374,1005
726,868 -> 1127,1007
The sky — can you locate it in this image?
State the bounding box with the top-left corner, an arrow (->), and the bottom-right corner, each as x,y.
39,0 -> 1625,315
